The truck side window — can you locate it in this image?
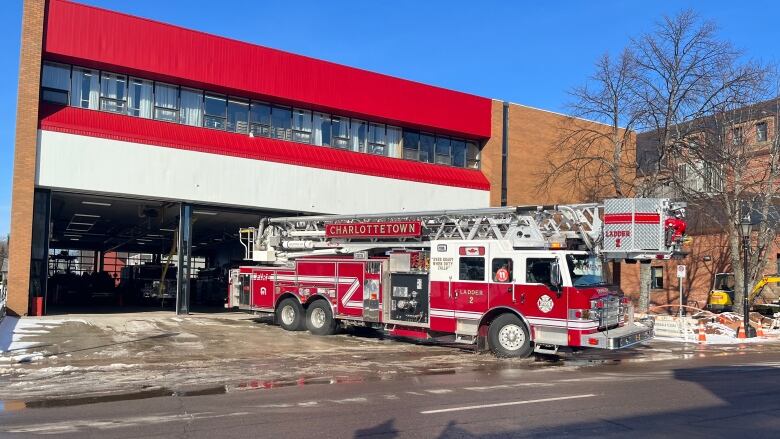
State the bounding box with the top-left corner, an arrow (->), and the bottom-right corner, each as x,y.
526,258 -> 555,288
459,257 -> 485,281
491,258 -> 513,282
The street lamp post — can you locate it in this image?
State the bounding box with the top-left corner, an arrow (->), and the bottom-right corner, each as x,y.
740,215 -> 754,338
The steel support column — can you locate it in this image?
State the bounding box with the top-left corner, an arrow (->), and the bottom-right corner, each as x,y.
176,203 -> 192,315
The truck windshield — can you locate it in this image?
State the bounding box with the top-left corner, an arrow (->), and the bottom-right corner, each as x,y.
566,254 -> 606,287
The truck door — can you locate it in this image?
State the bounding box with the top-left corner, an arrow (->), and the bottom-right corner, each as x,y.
451,246 -> 489,322
521,256 -> 569,344
488,256 -> 516,308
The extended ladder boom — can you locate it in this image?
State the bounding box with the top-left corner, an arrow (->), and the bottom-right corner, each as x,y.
239,198 -> 687,264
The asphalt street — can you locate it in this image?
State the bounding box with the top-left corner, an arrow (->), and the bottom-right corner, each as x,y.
2,346 -> 779,438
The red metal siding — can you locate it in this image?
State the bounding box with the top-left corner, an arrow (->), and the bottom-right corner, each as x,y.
38,104 -> 490,191
44,0 -> 492,139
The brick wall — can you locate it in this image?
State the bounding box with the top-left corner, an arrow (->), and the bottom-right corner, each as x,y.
7,0 -> 45,316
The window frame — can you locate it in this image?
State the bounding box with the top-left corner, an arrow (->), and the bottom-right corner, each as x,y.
459,256 -> 486,282
227,98 -> 250,134
491,258 -> 514,283
153,82 -> 180,122
99,71 -> 128,114
203,93 -> 228,130
291,108 -> 313,143
651,266 -> 664,289
756,121 -> 768,143
249,101 -> 271,137
41,61 -> 71,105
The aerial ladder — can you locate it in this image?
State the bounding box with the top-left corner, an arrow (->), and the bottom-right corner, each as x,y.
240,198 -> 687,264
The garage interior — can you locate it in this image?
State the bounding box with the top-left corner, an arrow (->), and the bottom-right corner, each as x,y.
38,191 -> 293,315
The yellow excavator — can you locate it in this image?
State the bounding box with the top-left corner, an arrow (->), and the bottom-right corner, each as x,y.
706,273 -> 780,316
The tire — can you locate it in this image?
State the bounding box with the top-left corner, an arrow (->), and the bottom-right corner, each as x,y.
276,298 -> 305,331
305,299 -> 338,336
488,313 -> 532,358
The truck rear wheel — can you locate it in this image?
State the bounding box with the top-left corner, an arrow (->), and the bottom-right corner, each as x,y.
306,300 -> 338,336
488,313 -> 532,358
276,298 -> 305,331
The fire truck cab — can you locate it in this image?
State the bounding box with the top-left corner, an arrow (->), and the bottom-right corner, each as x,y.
229,198 -> 687,357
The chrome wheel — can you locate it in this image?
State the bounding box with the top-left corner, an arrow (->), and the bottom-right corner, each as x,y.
498,324 -> 524,351
281,305 -> 297,326
310,307 -> 326,329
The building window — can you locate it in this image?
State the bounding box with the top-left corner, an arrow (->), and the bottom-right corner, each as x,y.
99,72 -> 127,114
451,139 -> 466,167
402,131 -> 420,160
128,77 -> 153,118
435,136 -> 452,165
419,133 -> 435,163
732,126 -> 743,145
249,101 -> 271,137
351,119 -> 367,152
757,122 -> 768,142
41,61 -> 70,105
71,67 -> 99,109
651,266 -> 664,289
313,112 -> 330,146
466,141 -> 480,168
179,88 -> 203,127
387,126 -> 402,158
331,116 -> 350,149
154,83 -> 179,122
41,61 -> 482,169
227,99 -> 250,133
292,109 -> 312,143
459,257 -> 485,281
204,94 -> 227,130
271,106 -> 292,141
367,123 -> 386,155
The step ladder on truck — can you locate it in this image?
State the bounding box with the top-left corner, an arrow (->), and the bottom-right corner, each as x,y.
229,198 -> 687,358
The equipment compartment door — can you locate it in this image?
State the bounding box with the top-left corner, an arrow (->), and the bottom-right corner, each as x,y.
336,262 -> 365,318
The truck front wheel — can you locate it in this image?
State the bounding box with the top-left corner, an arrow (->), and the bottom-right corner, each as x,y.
306,300 -> 338,336
488,313 -> 532,358
276,298 -> 305,331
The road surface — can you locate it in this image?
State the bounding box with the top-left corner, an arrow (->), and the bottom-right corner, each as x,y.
2,346 -> 780,437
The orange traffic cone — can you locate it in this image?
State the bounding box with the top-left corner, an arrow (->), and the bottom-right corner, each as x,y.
737,321 -> 747,339
699,319 -> 707,344
755,324 -> 765,337
697,319 -> 707,344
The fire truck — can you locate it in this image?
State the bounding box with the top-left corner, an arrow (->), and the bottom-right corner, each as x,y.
228,198 -> 687,357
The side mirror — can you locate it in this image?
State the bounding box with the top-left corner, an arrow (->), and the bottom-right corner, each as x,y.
550,262 -> 561,289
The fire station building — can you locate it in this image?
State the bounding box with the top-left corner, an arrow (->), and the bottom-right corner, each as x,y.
8,0 -> 587,316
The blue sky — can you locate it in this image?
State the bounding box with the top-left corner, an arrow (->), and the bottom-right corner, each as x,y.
1,1 -> 778,236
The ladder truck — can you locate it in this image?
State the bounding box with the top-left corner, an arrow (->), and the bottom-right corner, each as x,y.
228,198 -> 687,357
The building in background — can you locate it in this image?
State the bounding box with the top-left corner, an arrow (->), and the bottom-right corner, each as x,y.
8,0 -> 607,316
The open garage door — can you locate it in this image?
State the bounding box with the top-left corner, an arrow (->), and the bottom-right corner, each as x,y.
42,191 -> 294,315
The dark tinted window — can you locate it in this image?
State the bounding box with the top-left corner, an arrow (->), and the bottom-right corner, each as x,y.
419,133 -> 435,163
491,258 -> 513,282
271,106 -> 292,140
459,257 -> 485,281
526,258 -> 555,287
403,131 -> 419,160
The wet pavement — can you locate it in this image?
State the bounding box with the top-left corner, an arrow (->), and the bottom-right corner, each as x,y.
1,311 -> 780,415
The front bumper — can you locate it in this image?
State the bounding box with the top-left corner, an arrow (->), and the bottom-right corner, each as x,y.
580,323 -> 654,350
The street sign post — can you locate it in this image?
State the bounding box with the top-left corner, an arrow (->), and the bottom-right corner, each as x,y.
677,265 -> 686,320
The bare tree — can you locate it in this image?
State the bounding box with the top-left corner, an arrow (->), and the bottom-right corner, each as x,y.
542,10 -> 773,314
633,10 -> 773,314
538,49 -> 640,200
